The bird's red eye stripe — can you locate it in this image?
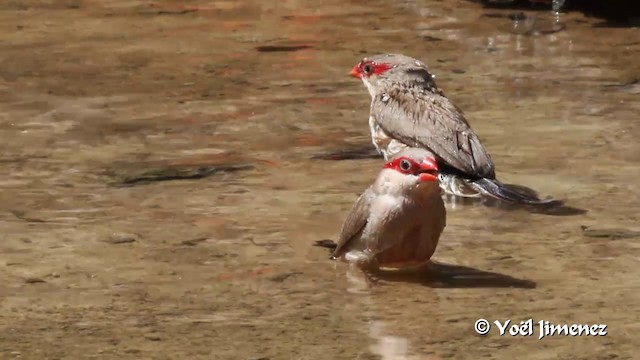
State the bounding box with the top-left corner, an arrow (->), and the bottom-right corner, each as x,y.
384,157 -> 417,173
359,61 -> 392,76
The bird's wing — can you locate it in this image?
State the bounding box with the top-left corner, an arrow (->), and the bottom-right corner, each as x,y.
372,87 -> 495,179
331,188 -> 373,258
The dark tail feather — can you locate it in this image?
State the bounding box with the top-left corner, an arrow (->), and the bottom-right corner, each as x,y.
313,239 -> 338,259
470,178 -> 564,207
313,239 -> 337,250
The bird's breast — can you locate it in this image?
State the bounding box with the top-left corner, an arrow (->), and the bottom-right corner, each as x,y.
368,194 -> 404,225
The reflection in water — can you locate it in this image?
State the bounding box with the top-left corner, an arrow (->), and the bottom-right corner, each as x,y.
345,268 -> 416,360
369,321 -> 413,360
552,0 -> 567,13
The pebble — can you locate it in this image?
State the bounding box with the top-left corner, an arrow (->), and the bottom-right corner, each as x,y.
145,334 -> 162,341
24,277 -> 46,284
181,237 -> 207,246
105,232 -> 140,244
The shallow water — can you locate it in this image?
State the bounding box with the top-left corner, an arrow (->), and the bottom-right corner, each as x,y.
0,1 -> 639,359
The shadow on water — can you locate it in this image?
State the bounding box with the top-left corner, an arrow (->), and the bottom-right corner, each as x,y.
478,192 -> 588,216
369,262 -> 537,289
314,242 -> 535,289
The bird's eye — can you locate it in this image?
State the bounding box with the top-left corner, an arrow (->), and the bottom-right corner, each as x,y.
399,159 -> 412,171
362,63 -> 373,74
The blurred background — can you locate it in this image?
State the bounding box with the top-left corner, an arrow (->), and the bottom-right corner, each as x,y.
0,1 -> 638,359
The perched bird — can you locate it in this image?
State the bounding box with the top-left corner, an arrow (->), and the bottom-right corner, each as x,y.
349,53 -> 561,206
316,148 -> 446,272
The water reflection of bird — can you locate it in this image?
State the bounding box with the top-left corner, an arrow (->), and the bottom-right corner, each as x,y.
349,53 -> 563,208
315,148 -> 446,280
344,268 -> 419,360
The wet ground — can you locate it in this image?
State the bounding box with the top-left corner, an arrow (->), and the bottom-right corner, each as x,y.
1,1 -> 639,359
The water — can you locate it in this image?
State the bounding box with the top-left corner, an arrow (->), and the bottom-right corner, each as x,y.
552,0 -> 566,13
0,0 -> 638,359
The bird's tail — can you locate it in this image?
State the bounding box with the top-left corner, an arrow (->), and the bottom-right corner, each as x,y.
469,178 -> 563,207
313,239 -> 338,259
313,239 -> 338,250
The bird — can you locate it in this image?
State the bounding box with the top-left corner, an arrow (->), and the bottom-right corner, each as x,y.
315,148 -> 446,274
349,53 -> 561,206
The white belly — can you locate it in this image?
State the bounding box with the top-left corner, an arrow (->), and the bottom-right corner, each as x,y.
368,116 -> 408,161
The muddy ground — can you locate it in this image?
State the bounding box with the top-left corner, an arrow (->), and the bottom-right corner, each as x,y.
0,1 -> 639,359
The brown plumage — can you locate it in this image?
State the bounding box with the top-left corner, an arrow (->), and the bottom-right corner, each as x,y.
328,148 -> 446,271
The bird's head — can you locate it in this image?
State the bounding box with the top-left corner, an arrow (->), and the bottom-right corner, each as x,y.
350,54 -> 439,97
379,148 -> 440,194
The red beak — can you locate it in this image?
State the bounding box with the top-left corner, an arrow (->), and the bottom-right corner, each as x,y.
418,158 -> 439,182
349,65 -> 362,78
